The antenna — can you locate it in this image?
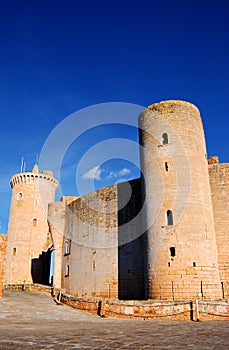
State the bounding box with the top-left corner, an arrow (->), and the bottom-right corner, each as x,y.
23,161 -> 26,172
20,157 -> 24,173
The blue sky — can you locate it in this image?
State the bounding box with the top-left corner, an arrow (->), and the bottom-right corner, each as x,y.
0,0 -> 228,233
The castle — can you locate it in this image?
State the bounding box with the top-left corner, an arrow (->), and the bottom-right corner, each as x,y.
1,100 -> 229,305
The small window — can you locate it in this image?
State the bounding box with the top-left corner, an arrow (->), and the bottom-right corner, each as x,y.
169,247 -> 176,257
221,282 -> 225,299
167,210 -> 173,226
32,218 -> 38,227
92,260 -> 96,271
165,162 -> 169,171
17,192 -> 23,200
13,247 -> 17,256
65,264 -> 70,276
193,262 -> 196,267
64,239 -> 71,256
162,133 -> 168,145
200,281 -> 203,295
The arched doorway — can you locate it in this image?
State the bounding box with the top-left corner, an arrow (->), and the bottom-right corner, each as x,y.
31,248 -> 52,285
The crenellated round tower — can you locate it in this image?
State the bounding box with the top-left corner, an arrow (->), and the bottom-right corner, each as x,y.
139,100 -> 222,300
5,164 -> 58,285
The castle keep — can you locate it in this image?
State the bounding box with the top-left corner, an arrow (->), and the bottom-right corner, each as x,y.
138,102 -> 221,300
1,100 -> 229,310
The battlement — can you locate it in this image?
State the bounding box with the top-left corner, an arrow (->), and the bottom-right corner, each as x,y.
147,100 -> 200,117
61,196 -> 79,204
208,156 -> 229,179
208,156 -> 219,164
10,171 -> 58,189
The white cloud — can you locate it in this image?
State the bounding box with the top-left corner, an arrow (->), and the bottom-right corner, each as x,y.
82,166 -> 102,180
107,167 -> 131,179
119,168 -> 131,176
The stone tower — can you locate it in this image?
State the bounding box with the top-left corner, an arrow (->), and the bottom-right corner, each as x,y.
5,165 -> 58,285
139,100 -> 222,300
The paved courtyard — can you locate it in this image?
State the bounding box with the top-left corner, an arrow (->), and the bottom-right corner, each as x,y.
0,290 -> 228,349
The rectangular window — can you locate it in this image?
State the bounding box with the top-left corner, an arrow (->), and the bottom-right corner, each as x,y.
64,239 -> 71,256
167,210 -> 173,226
65,264 -> 70,276
162,133 -> 168,145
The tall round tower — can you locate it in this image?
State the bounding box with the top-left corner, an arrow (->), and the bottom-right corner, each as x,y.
5,165 -> 58,285
139,100 -> 221,300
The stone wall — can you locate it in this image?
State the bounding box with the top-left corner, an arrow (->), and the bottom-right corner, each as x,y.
62,185 -> 119,298
0,234 -> 7,298
48,201 -> 66,288
61,179 -> 147,300
60,292 -> 229,321
4,282 -> 52,295
208,156 -> 229,299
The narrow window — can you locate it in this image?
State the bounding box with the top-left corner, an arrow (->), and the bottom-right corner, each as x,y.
167,210 -> 173,226
221,282 -> 225,299
168,262 -> 171,267
65,264 -> 70,276
65,239 -> 71,256
169,247 -> 176,257
13,247 -> 17,256
165,162 -> 169,171
193,262 -> 196,267
92,260 -> 96,271
17,192 -> 23,200
32,218 -> 38,227
162,133 -> 168,145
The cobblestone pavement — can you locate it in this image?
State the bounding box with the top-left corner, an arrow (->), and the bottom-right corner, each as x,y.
0,290 -> 228,349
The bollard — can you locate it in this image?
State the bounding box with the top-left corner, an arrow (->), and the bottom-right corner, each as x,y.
100,298 -> 107,317
189,301 -> 194,321
195,299 -> 200,321
22,281 -> 26,291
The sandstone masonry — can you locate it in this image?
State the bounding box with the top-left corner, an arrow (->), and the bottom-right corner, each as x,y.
1,100 -> 229,312
0,234 -> 7,297
4,165 -> 58,285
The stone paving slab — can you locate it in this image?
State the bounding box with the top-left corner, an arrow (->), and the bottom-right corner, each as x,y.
0,290 -> 228,349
